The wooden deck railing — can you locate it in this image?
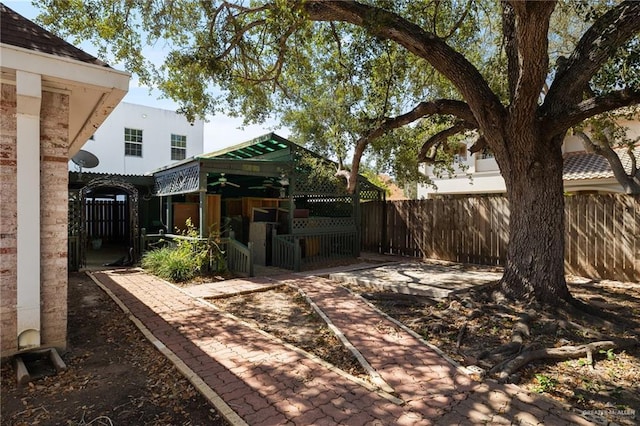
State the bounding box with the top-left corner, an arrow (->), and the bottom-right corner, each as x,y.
225,238 -> 254,277
272,233 -> 299,271
272,230 -> 357,272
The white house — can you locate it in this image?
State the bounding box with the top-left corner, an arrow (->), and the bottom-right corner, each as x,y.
70,102 -> 204,175
418,119 -> 640,198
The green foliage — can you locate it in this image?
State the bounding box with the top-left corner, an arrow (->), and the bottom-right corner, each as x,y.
37,0 -> 639,188
599,348 -> 616,361
360,169 -> 391,196
533,374 -> 558,394
141,219 -> 225,282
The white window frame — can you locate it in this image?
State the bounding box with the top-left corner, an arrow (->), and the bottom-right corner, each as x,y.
171,134 -> 187,161
124,128 -> 143,157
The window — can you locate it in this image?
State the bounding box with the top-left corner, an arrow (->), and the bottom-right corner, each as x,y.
171,134 -> 187,160
480,147 -> 495,159
124,128 -> 143,157
453,144 -> 467,162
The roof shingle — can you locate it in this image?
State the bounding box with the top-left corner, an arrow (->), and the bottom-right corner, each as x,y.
0,3 -> 109,67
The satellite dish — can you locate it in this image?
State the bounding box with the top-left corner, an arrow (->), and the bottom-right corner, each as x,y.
71,150 -> 99,181
72,150 -> 99,169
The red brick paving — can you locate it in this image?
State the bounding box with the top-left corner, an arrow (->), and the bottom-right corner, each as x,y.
92,269 -> 593,425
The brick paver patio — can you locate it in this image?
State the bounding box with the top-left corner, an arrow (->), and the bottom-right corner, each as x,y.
91,269 -> 592,425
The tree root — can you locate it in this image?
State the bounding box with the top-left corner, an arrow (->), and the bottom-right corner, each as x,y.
456,323 -> 467,349
479,312 -> 534,361
490,338 -> 638,380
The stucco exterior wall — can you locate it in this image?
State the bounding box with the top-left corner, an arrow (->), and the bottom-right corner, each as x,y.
0,84 -> 69,357
1,83 -> 18,356
73,102 -> 205,175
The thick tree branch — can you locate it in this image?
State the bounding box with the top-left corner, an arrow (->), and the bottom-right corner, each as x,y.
468,136 -> 487,154
575,131 -> 640,194
544,89 -> 640,136
507,1 -> 555,122
543,1 -> 640,115
301,1 -> 506,136
379,99 -> 477,129
418,122 -> 473,162
338,100 -> 477,192
501,1 -> 518,103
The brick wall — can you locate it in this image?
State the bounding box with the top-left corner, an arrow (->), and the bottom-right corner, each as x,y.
0,83 -> 18,357
40,91 -> 69,351
0,84 -> 70,358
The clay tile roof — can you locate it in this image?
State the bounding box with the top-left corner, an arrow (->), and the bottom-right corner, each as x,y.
563,147 -> 639,181
0,3 -> 109,67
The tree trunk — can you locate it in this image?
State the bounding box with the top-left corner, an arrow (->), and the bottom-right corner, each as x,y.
499,132 -> 572,305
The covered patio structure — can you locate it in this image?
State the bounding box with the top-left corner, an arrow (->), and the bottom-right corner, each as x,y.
150,133 -> 384,273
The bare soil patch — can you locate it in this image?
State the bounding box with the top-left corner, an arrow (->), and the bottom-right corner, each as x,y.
208,270 -> 639,426
210,285 -> 368,380
357,276 -> 640,426
1,272 -> 227,426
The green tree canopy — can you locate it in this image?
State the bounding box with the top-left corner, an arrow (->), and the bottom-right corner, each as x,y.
39,0 -> 640,304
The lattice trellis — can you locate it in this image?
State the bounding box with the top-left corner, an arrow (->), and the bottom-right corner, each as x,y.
359,179 -> 385,201
68,190 -> 82,236
292,217 -> 355,234
293,176 -> 349,196
154,162 -> 200,196
81,176 -> 140,264
293,194 -> 354,218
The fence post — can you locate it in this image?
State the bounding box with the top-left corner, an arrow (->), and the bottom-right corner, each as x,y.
294,237 -> 301,272
248,242 -> 254,277
382,200 -> 389,254
140,228 -> 146,253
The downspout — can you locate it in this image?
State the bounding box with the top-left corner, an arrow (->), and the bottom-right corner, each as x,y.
16,70 -> 42,350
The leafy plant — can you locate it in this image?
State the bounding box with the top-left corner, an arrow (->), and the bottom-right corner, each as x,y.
533,374 -> 558,393
141,219 -> 225,282
599,348 -> 616,361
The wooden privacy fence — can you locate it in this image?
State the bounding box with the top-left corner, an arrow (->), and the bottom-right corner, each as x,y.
361,194 -> 640,282
85,198 -> 127,242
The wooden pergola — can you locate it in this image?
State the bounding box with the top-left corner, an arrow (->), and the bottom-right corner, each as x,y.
151,133 -> 384,271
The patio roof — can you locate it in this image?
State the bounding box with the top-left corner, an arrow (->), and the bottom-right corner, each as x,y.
200,133 -> 292,160
151,132 -> 385,198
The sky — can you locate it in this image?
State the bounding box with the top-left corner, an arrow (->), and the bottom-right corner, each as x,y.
5,0 -> 289,153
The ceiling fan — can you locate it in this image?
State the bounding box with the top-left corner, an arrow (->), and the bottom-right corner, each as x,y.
248,174 -> 289,190
208,173 -> 240,188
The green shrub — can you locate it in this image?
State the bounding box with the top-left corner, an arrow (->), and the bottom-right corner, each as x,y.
141,219 -> 225,282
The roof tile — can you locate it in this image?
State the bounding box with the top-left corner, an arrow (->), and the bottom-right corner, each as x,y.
563,147 -> 639,181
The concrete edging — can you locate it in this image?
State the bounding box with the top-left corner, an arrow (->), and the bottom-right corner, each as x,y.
290,284 -> 398,397
341,284 -> 475,377
192,293 -> 405,406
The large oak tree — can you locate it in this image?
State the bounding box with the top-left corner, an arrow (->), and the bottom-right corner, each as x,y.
40,0 -> 640,304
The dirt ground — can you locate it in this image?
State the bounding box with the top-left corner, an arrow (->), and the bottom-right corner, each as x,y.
1,272 -> 227,426
2,266 -> 638,426
209,272 -> 640,426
